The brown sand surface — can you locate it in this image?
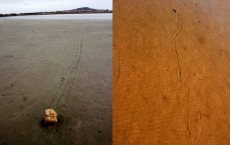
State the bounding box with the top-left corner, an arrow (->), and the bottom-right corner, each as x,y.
0,19 -> 111,145
113,0 -> 230,144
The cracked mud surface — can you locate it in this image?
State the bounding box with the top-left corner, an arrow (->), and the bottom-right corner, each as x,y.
114,0 -> 230,144
0,19 -> 111,145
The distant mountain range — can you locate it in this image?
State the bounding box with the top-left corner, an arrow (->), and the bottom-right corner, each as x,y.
0,7 -> 112,17
73,7 -> 97,11
62,7 -> 111,13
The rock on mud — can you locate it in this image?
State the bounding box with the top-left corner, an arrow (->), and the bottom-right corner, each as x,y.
43,109 -> 58,125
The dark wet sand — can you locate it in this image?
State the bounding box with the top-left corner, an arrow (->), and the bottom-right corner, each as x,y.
0,19 -> 111,145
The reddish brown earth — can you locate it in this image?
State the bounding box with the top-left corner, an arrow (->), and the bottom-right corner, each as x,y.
113,0 -> 230,144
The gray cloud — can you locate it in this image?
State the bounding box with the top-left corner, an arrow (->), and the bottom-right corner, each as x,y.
0,0 -> 112,14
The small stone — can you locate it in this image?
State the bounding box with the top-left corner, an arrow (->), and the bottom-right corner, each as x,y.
43,109 -> 58,125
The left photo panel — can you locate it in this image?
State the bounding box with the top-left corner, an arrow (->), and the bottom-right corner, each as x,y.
0,1 -> 112,145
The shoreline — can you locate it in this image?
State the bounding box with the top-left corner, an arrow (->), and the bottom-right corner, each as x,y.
0,12 -> 112,18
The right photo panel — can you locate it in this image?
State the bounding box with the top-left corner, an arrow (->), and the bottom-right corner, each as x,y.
113,0 -> 230,144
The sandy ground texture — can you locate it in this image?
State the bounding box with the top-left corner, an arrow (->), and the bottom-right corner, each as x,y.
113,0 -> 230,145
0,19 -> 111,145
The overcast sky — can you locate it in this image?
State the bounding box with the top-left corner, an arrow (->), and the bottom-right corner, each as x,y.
0,0 -> 112,14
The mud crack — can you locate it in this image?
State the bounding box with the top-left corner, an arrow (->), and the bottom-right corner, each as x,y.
185,90 -> 191,135
172,10 -> 182,84
115,51 -> 121,86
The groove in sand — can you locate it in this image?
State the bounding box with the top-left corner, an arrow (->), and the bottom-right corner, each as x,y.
172,11 -> 182,84
51,36 -> 83,110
